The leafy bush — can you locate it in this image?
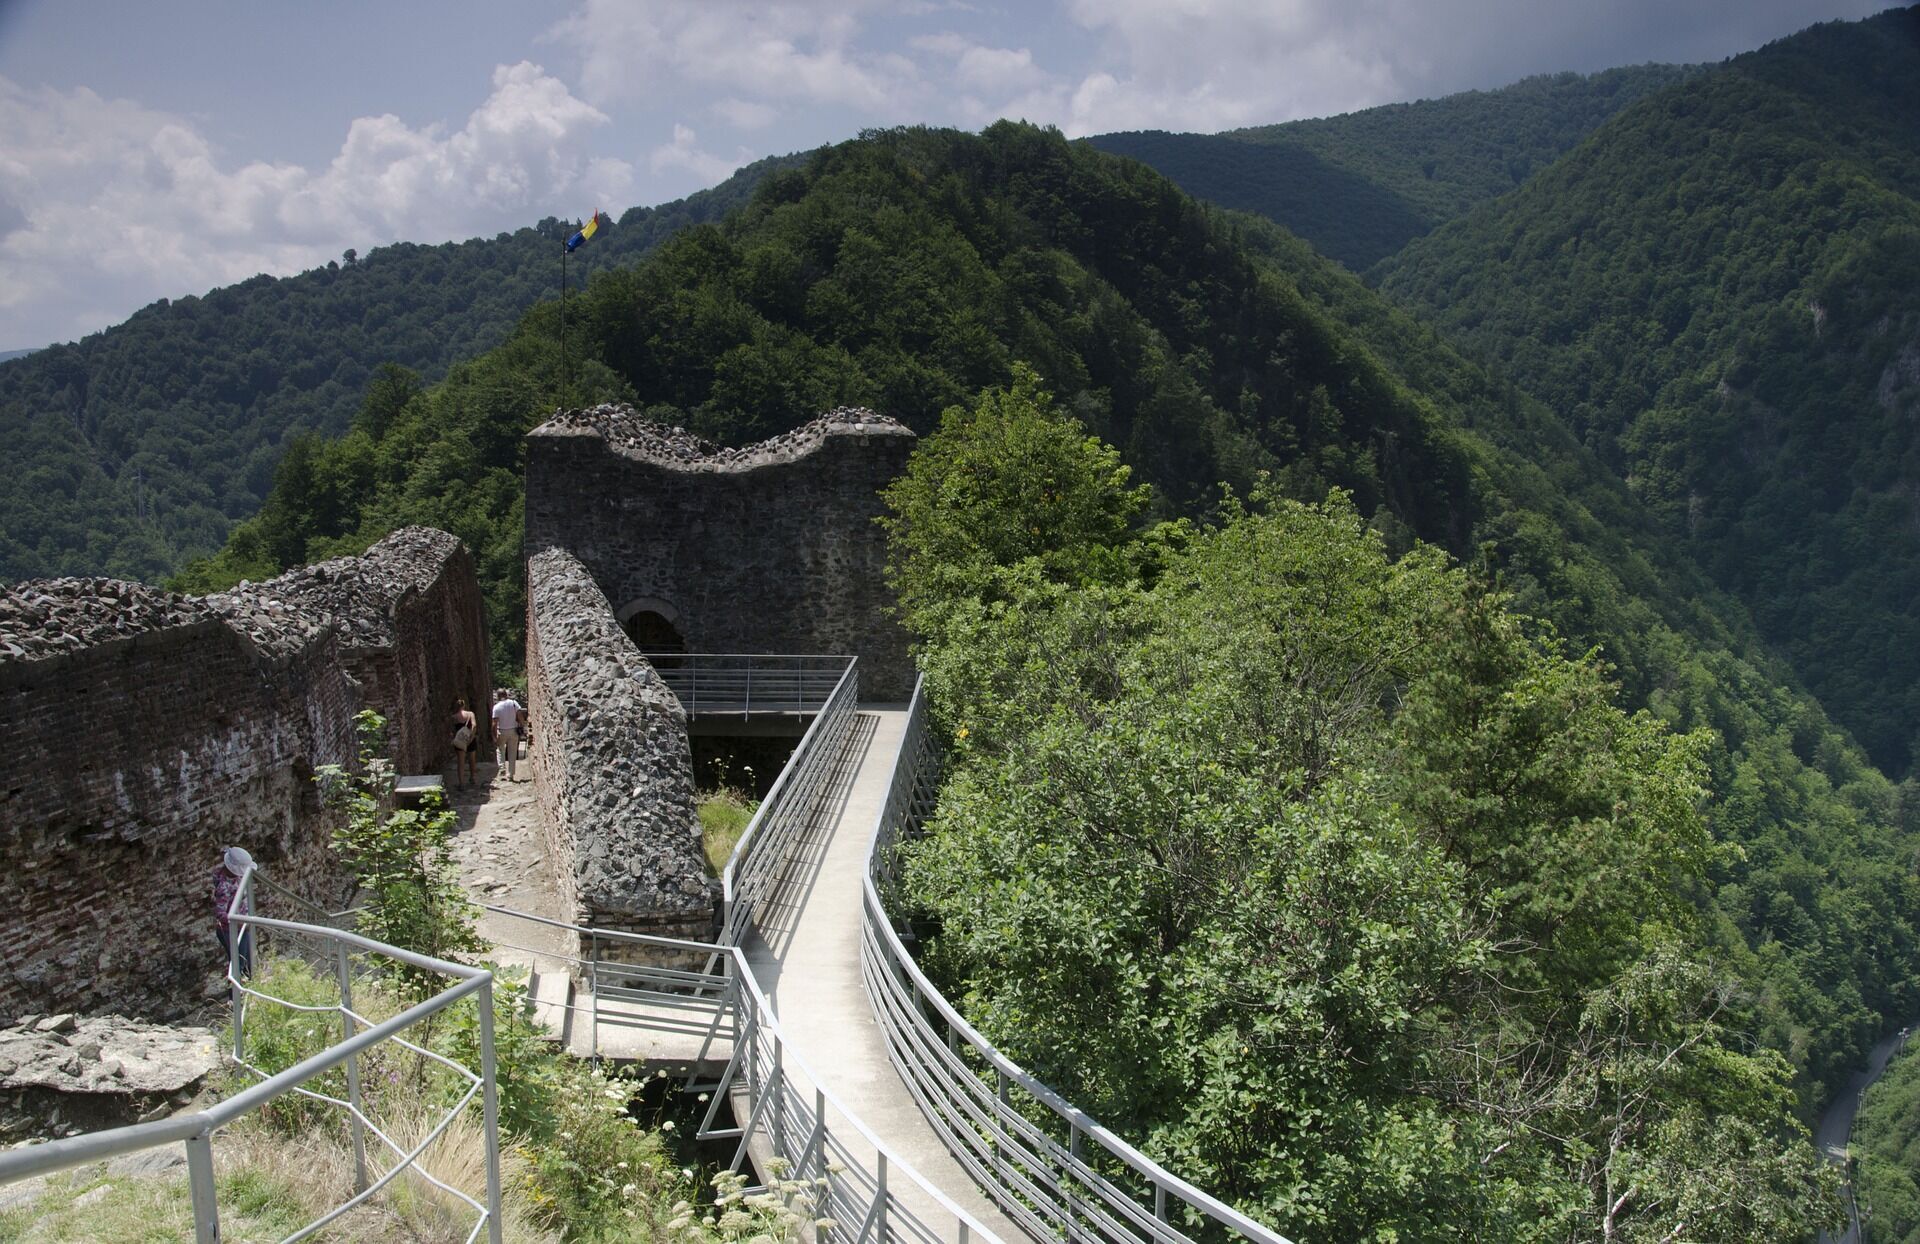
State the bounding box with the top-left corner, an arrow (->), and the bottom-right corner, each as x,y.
317,708 -> 485,1000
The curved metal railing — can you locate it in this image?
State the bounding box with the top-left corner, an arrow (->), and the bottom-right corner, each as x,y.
861,679 -> 1293,1244
0,867 -> 505,1244
720,655 -> 861,947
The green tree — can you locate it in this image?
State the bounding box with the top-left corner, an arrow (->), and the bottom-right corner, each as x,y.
877,363 -> 1153,630
895,467 -> 1838,1240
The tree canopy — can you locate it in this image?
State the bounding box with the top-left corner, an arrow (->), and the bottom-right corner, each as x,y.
887,375 -> 1838,1240
1376,8 -> 1920,779
1088,63 -> 1696,269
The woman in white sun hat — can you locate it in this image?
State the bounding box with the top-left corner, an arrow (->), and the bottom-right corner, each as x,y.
212,846 -> 255,979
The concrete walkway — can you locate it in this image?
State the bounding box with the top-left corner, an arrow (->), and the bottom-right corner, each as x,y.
746,709 -> 1026,1244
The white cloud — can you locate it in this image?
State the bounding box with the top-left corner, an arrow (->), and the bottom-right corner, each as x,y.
1048,0 -> 1893,137
1054,0 -> 1405,135
712,97 -> 781,130
552,0 -> 922,113
649,124 -> 748,185
0,63 -> 633,348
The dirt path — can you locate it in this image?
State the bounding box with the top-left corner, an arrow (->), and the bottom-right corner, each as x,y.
440,751 -> 573,972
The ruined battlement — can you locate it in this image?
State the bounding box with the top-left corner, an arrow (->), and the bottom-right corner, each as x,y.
525,548 -> 712,950
211,527 -> 492,774
0,528 -> 490,1021
526,404 -> 915,701
531,404 -> 911,471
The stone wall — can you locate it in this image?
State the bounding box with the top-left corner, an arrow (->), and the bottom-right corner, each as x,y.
215,527 -> 492,773
0,527 -> 491,1021
526,405 -> 917,700
526,548 -> 714,960
0,582 -> 359,1020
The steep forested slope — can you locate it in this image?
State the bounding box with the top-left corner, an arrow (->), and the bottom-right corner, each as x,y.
0,154 -> 795,585
190,124 -> 1920,1125
886,391 -> 1839,1240
1087,63 -> 1694,269
1858,1041 -> 1920,1242
1377,7 -> 1920,776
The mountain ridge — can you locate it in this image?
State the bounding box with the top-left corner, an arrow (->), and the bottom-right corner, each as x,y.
1374,5 -> 1920,775
0,153 -> 802,586
1086,62 -> 1697,268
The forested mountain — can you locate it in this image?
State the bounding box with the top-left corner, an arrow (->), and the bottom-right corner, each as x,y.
1376,7 -> 1920,777
183,120 -> 1920,1186
0,154 -> 795,586
1086,62 -> 1694,269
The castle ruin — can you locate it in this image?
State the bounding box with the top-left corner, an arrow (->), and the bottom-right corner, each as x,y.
520,404 -> 916,947
0,528 -> 491,1019
525,404 -> 915,701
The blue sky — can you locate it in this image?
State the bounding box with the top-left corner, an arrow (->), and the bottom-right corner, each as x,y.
0,0 -> 1893,352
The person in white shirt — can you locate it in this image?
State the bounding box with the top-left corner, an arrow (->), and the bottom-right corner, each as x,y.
491,690 -> 525,781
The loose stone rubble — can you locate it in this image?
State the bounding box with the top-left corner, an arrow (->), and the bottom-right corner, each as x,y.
535,404 -> 904,468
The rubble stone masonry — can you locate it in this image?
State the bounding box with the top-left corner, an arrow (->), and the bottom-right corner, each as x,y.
525,547 -> 714,959
525,405 -> 916,700
211,527 -> 491,774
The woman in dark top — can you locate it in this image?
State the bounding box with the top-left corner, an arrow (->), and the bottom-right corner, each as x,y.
451,697 -> 479,787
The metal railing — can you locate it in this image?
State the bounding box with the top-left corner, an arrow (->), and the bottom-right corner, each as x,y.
709,931 -> 1000,1243
463,908 -> 1003,1243
862,679 -> 1293,1244
0,866 -> 504,1244
646,652 -> 856,716
471,903 -> 737,1063
719,655 -> 862,947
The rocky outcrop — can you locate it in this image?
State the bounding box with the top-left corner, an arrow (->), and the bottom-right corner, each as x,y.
0,1014 -> 218,1142
525,548 -> 713,959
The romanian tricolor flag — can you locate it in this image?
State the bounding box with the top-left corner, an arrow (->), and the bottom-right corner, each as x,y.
565,210 -> 604,253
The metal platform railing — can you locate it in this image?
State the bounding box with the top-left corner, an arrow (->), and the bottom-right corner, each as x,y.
0,867 -> 505,1244
645,652 -> 856,717
862,679 -> 1293,1244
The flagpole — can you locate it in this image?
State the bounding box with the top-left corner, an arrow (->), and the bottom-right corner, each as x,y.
560,232 -> 569,396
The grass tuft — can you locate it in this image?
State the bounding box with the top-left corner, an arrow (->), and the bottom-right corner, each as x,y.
698,790 -> 757,876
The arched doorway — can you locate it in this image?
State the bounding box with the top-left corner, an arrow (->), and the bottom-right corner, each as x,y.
617,596 -> 686,659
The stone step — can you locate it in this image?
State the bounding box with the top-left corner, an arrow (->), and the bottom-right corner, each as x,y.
529,968 -> 572,1046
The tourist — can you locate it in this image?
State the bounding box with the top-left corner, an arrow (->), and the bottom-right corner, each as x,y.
450,697 -> 478,787
212,846 -> 254,979
492,688 -> 525,781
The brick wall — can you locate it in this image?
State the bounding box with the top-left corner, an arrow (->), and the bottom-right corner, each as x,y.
0,597 -> 357,1019
217,528 -> 492,774
526,406 -> 917,700
0,527 -> 492,1020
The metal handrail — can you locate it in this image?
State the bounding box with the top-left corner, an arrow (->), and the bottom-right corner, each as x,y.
0,867 -> 504,1244
861,679 -> 1293,1244
719,655 -> 861,947
644,652 -> 854,717
462,893 -> 1003,1243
